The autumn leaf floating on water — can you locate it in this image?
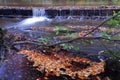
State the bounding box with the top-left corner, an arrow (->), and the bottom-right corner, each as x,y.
19,50 -> 105,79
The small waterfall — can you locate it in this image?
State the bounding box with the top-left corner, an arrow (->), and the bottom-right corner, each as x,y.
55,9 -> 64,21
91,9 -> 99,20
5,8 -> 52,38
79,11 -> 85,21
55,9 -> 74,21
98,9 -> 102,20
106,9 -> 111,19
32,8 -> 46,17
19,8 -> 51,26
67,9 -> 73,20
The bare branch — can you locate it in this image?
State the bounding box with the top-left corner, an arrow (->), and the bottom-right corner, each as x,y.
12,37 -> 120,47
11,12 -> 120,48
13,41 -> 39,45
47,12 -> 120,46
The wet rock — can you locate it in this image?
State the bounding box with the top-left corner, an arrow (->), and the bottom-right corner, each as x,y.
105,59 -> 120,80
0,53 -> 41,80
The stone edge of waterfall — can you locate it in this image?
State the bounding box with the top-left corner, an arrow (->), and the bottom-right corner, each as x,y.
0,6 -> 119,18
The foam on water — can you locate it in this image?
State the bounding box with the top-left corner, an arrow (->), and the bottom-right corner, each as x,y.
20,8 -> 51,25
20,16 -> 51,25
5,8 -> 52,30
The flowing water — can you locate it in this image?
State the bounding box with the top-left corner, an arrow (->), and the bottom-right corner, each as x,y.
3,8 -> 110,31
0,2 -> 120,79
1,8 -> 116,53
4,9 -> 51,29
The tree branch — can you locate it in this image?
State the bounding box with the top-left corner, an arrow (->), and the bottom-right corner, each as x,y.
12,12 -> 120,48
12,37 -> 120,47
47,12 -> 120,46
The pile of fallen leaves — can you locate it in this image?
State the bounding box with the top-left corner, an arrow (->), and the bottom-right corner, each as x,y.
19,49 -> 105,80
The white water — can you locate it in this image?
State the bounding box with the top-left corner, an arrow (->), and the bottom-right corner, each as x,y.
21,16 -> 51,25
33,8 -> 46,17
4,8 -> 112,30
6,8 -> 51,30
20,8 -> 51,25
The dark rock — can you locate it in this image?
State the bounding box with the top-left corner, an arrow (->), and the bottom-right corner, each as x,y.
0,53 -> 41,80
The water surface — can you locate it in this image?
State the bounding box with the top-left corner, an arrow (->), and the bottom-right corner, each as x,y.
0,0 -> 119,6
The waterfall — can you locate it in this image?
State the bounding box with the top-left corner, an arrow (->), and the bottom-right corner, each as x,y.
6,8 -> 51,31
106,9 -> 111,19
55,9 -> 74,21
54,9 -> 64,21
67,9 -> 73,20
79,11 -> 84,21
32,8 -> 46,17
19,8 -> 51,26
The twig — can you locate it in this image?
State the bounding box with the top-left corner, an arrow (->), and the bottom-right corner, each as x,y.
47,12 -> 120,46
12,37 -> 120,47
12,12 -> 120,47
13,41 -> 39,45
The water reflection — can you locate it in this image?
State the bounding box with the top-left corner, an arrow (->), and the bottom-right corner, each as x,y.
0,0 -> 118,6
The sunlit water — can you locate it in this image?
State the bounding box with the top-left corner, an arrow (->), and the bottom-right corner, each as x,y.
21,8 -> 51,25
20,17 -> 51,25
0,0 -> 119,6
